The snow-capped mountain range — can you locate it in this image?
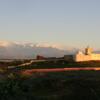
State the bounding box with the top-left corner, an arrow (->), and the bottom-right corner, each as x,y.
0,41 -> 78,59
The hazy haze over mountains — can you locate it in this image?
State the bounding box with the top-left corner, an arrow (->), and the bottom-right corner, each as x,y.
0,41 -> 78,59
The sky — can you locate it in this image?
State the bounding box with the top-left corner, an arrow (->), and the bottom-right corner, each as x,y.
0,0 -> 100,49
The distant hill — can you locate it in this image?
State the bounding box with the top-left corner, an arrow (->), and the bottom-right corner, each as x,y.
94,51 -> 100,54
0,41 -> 78,59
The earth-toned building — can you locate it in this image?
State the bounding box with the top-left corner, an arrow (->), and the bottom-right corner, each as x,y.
74,47 -> 100,62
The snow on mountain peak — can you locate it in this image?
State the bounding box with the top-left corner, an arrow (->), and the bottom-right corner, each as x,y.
0,41 -> 67,50
0,41 -> 13,47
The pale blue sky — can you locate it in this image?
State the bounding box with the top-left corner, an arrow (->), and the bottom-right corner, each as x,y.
0,0 -> 100,48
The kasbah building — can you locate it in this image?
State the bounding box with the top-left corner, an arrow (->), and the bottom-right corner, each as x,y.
74,46 -> 100,62
36,46 -> 100,62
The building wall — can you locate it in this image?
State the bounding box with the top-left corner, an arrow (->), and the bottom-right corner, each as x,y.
74,53 -> 100,62
74,54 -> 92,62
91,54 -> 100,60
64,55 -> 74,61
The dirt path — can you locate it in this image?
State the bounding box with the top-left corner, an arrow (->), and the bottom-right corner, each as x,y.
21,67 -> 100,75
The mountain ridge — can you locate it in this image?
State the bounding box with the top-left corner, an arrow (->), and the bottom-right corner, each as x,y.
0,41 -> 78,59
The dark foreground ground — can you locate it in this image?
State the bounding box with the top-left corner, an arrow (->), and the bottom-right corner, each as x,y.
1,61 -> 100,100
0,70 -> 100,100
